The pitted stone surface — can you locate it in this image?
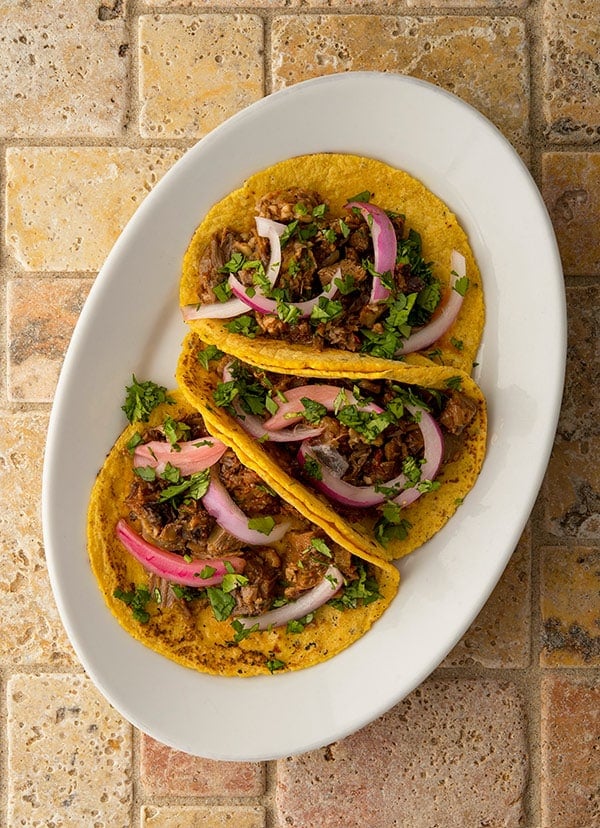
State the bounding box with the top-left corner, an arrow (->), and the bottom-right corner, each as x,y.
5,146 -> 181,272
541,677 -> 600,826
7,278 -> 92,402
140,734 -> 265,796
0,412 -> 76,666
141,805 -> 266,827
276,678 -> 528,828
138,14 -> 264,138
7,673 -> 132,826
0,0 -> 128,137
542,0 -> 600,143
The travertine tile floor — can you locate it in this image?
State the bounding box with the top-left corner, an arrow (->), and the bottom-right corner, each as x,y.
0,2 -> 598,826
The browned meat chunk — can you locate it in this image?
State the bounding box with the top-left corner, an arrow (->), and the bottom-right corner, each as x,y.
233,547 -> 281,616
257,188 -> 325,223
439,391 -> 478,435
194,228 -> 266,302
282,531 -> 329,600
218,449 -> 281,515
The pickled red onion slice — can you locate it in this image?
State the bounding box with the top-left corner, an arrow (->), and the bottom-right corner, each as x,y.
133,437 -> 227,477
399,250 -> 466,354
255,216 -> 286,286
346,201 -> 397,303
297,405 -> 444,508
202,474 -> 290,545
221,363 -> 324,443
181,297 -> 249,321
263,384 -> 383,432
115,519 -> 245,587
236,565 -> 344,630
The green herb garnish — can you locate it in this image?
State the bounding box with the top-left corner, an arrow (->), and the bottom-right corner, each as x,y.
122,376 -> 173,424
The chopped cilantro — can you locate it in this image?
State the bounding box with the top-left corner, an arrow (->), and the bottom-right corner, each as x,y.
231,619 -> 259,642
266,658 -> 286,673
287,612 -> 315,633
247,516 -> 276,535
197,344 -> 225,370
299,397 -> 327,424
347,190 -> 371,203
453,275 -> 470,297
374,502 -> 412,546
330,565 -> 381,610
310,538 -> 332,558
218,251 -> 246,274
122,375 -> 173,424
126,432 -> 143,453
158,468 -> 211,504
445,376 -> 463,390
224,315 -> 259,338
302,456 -> 323,480
113,585 -> 153,623
309,296 -> 344,323
163,416 -> 190,448
336,405 -> 391,443
134,465 -> 156,482
213,281 -> 233,303
206,586 -> 236,621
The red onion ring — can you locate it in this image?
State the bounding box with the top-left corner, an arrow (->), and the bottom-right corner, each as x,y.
180,217 -> 285,322
255,216 -> 286,286
133,437 -> 227,477
399,250 -> 466,354
346,201 -> 397,303
263,384 -> 383,432
221,363 -> 325,443
202,474 -> 290,545
297,404 -> 444,509
115,519 -> 245,587
228,272 -> 339,318
181,296 -> 249,322
235,565 -> 344,630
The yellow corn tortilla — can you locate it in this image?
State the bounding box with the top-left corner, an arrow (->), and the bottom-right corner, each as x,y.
180,153 -> 484,374
176,333 -> 487,564
87,390 -> 399,677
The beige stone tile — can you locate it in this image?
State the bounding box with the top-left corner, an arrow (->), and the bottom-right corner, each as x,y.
541,676 -> 600,827
138,14 -> 264,139
0,0 -> 128,138
542,152 -> 600,276
276,678 -> 528,828
5,146 -> 181,272
443,525 -> 531,668
542,0 -> 600,143
141,805 -> 266,828
0,411 -> 77,666
558,284 -> 600,441
271,15 -> 530,157
7,278 -> 91,402
7,672 -> 133,826
544,437 -> 599,539
540,546 -> 600,666
140,734 -> 266,796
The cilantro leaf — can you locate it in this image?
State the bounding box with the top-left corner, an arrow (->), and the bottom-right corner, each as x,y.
122,376 -> 173,424
197,344 -> 225,370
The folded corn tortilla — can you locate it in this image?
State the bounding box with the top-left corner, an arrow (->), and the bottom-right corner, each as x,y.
180,153 -> 484,374
87,390 -> 399,676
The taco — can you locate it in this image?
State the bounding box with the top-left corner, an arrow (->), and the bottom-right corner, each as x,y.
87,383 -> 399,677
180,153 -> 484,374
176,333 -> 487,564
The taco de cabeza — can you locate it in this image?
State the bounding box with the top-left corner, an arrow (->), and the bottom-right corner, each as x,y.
87,383 -> 399,676
180,153 -> 484,375
176,334 -> 487,563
